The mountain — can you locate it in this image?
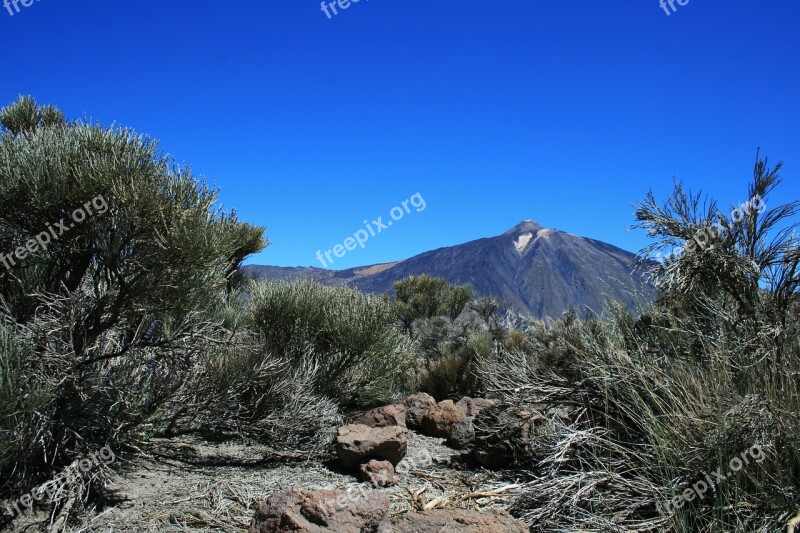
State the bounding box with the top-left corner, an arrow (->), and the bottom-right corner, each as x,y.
242,220 -> 655,318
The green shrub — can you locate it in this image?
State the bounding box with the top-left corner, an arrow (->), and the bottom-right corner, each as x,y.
403,314 -> 494,399
393,275 -> 472,332
0,321 -> 54,489
248,279 -> 414,407
0,96 -> 266,497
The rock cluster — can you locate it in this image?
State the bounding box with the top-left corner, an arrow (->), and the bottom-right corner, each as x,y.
330,404 -> 410,487
333,394 -> 507,468
418,396 -> 497,450
250,393 -> 535,532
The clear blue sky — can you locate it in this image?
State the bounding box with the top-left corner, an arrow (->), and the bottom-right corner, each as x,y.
2,0 -> 798,268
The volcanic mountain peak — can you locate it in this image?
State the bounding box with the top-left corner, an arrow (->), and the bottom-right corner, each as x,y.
504,219 -> 545,236
243,219 -> 655,319
505,220 -> 549,254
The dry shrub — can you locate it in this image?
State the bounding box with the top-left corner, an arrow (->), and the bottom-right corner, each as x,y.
475,302 -> 800,532
164,324 -> 342,457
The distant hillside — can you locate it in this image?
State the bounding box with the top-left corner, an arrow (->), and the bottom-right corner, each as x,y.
242,220 -> 656,318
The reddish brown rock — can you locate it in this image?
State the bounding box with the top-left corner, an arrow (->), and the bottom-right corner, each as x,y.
249,488 -> 391,532
403,392 -> 436,430
359,459 -> 397,487
456,397 -> 499,418
352,404 -> 406,428
420,400 -> 465,439
335,424 -> 407,470
391,508 -> 528,532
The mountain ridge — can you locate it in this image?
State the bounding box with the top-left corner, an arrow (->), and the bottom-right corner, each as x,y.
242,221 -> 655,318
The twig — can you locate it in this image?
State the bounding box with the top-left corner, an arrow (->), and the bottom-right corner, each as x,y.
410,469 -> 447,480
423,496 -> 448,510
168,494 -> 206,505
463,484 -> 520,499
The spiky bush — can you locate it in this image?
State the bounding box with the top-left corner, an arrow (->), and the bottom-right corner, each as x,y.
247,279 -> 415,407
474,153 -> 800,532
477,306 -> 798,531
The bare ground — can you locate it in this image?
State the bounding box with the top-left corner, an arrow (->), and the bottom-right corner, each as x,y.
9,430 -> 526,532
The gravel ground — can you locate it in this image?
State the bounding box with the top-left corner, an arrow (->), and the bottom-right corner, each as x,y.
5,430 -> 525,532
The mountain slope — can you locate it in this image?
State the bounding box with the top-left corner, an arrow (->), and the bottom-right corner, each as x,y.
243,220 -> 655,318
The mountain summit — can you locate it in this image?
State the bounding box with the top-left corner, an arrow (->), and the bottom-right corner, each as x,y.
503,219 -> 545,235
243,222 -> 654,318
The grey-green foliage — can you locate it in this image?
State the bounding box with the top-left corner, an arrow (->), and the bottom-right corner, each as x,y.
0,96 -> 267,495
634,151 -> 799,320
0,96 -> 266,350
0,95 -> 65,136
469,154 -> 800,532
634,150 -> 800,389
393,274 -> 473,332
248,279 -> 414,407
476,299 -> 800,532
0,321 -> 53,486
164,299 -> 343,455
391,278 -> 506,399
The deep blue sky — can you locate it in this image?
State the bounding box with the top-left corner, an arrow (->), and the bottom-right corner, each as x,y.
2,0 -> 798,268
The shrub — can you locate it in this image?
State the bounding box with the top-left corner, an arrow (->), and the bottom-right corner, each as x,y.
248,279 -> 414,407
161,305 -> 343,456
393,275 -> 472,332
0,96 -> 266,499
403,315 -> 493,399
473,153 -> 800,532
0,321 -> 53,488
477,303 -> 799,531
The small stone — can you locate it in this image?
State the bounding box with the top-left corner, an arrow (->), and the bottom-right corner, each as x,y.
335,424 -> 407,470
404,393 -> 437,430
421,400 -> 465,439
359,460 -> 397,487
352,404 -> 406,428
